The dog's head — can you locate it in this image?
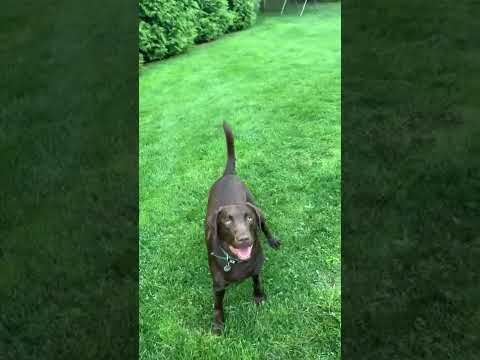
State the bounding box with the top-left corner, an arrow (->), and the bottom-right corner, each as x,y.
207,203 -> 263,261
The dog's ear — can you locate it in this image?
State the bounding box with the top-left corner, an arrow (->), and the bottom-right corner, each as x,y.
206,207 -> 223,246
246,202 -> 264,231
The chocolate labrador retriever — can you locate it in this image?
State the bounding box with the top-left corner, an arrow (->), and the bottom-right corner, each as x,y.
204,122 -> 281,335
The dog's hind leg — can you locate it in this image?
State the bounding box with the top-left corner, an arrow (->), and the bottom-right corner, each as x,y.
246,190 -> 281,249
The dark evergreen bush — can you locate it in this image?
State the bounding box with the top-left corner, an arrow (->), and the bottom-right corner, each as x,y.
195,0 -> 234,43
139,0 -> 198,62
228,0 -> 259,31
139,0 -> 260,63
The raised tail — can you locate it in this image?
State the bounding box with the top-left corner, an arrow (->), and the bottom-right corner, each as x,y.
222,121 -> 235,176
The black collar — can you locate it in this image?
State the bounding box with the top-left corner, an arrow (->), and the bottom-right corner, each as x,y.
210,247 -> 245,272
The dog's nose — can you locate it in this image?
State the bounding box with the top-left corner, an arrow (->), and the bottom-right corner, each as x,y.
238,236 -> 250,244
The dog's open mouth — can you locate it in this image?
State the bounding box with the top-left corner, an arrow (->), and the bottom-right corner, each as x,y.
229,245 -> 253,260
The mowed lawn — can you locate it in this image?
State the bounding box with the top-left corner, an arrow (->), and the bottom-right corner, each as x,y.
139,3 -> 340,359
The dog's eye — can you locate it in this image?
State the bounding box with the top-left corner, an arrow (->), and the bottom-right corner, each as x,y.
246,215 -> 253,223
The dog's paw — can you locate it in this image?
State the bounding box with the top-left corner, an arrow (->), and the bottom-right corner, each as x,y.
268,237 -> 281,250
212,322 -> 224,335
254,292 -> 267,305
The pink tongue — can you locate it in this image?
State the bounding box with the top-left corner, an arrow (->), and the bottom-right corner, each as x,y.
231,245 -> 252,260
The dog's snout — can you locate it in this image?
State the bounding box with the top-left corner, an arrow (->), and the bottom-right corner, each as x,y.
234,231 -> 252,245
238,236 -> 250,244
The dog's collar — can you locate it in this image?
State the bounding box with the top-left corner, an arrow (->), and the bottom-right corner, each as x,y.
210,247 -> 244,272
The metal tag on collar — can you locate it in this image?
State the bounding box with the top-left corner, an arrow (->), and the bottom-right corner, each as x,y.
224,263 -> 231,272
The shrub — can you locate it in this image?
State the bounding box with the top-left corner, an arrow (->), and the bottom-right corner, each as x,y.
194,0 -> 234,43
138,0 -> 261,63
139,20 -> 167,62
228,0 -> 259,31
139,0 -> 198,62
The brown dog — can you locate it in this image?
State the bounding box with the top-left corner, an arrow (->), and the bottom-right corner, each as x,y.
204,122 -> 281,335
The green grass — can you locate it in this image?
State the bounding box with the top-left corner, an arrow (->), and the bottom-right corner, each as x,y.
140,3 -> 340,360
1,2 -> 138,358
342,0 -> 480,358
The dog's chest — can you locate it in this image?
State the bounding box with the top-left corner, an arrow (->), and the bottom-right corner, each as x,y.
225,263 -> 254,282
223,255 -> 264,283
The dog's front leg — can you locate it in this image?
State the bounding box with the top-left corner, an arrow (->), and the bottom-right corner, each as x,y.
212,285 -> 225,335
252,274 -> 266,304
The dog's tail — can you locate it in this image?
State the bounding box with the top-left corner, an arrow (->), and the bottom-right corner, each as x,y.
223,121 -> 236,176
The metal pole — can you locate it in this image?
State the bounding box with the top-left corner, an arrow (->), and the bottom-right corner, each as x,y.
300,0 -> 307,16
281,0 -> 288,15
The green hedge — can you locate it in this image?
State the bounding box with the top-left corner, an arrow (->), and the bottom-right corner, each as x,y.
228,0 -> 259,31
195,0 -> 234,43
139,0 -> 198,62
139,0 -> 260,63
